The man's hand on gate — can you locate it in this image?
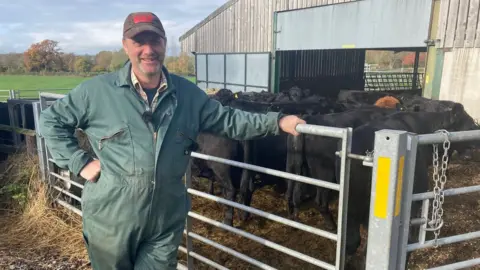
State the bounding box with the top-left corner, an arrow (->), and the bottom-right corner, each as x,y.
279,115 -> 306,136
80,160 -> 101,182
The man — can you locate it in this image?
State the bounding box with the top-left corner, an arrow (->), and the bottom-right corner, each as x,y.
39,12 -> 305,270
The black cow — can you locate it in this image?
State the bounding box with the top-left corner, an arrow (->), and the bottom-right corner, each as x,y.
193,88 -> 344,226
339,104 -> 468,268
190,89 -> 256,226
399,96 -> 480,160
285,106 -> 406,230
191,133 -> 252,226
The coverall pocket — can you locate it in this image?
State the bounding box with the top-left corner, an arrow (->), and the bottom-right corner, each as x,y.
170,127 -> 197,180
94,125 -> 135,175
175,127 -> 198,154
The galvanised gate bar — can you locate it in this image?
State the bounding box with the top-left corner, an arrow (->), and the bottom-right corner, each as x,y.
366,129 -> 480,270
34,92 -> 480,269
180,123 -> 354,270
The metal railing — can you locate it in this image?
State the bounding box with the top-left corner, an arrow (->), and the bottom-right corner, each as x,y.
0,89 -> 13,101
0,88 -> 71,101
35,92 -> 357,270
366,129 -> 480,270
180,124 -> 353,270
33,91 -> 480,269
364,72 -> 424,91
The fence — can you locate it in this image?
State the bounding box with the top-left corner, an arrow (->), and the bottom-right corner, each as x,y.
35,92 -> 356,270
0,90 -> 14,101
31,91 -> 480,269
0,88 -> 72,102
364,72 -> 424,92
366,129 -> 480,270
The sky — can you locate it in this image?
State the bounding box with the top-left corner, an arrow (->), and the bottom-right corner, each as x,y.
0,0 -> 226,55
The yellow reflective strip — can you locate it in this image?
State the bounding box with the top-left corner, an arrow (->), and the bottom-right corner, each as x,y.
395,156 -> 405,216
374,157 -> 391,219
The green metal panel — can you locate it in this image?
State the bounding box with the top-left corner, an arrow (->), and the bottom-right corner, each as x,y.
431,50 -> 444,100
423,0 -> 440,99
423,47 -> 436,98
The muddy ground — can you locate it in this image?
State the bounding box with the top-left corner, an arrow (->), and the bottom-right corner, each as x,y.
178,157 -> 480,270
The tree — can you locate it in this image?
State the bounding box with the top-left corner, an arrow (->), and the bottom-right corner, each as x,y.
95,51 -> 113,71
177,52 -> 191,74
0,53 -> 24,72
165,56 -> 179,73
109,49 -> 128,71
59,53 -> 76,72
23,39 -> 62,72
75,56 -> 93,73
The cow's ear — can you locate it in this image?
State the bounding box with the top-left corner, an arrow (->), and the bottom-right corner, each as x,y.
451,102 -> 464,116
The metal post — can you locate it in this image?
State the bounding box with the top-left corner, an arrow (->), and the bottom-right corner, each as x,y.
38,94 -> 56,184
412,51 -> 420,91
32,101 -> 48,181
244,53 -> 248,92
205,55 -> 209,90
269,11 -> 278,93
418,199 -> 429,244
20,104 -> 26,128
397,133 -> 419,270
223,54 -> 227,90
184,160 -> 194,269
194,53 -> 198,87
366,130 -> 408,270
335,127 -> 353,270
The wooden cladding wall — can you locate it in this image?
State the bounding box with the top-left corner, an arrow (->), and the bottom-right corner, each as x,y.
180,0 -> 357,54
437,0 -> 480,48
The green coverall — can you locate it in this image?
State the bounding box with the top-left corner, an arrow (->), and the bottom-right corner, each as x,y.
39,61 -> 282,269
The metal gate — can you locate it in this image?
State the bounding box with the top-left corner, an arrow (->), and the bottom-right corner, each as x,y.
35,92 -> 357,270
366,129 -> 480,269
195,53 -> 271,93
33,91 -> 480,269
35,93 -> 83,216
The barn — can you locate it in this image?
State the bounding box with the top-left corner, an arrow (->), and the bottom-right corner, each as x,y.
179,0 -> 480,120
424,0 -> 480,120
174,1 -> 480,269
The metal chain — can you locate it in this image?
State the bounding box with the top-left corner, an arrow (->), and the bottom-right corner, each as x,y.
425,129 -> 450,247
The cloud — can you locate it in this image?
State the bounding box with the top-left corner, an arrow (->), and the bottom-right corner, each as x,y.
24,21 -> 124,53
0,0 -> 228,54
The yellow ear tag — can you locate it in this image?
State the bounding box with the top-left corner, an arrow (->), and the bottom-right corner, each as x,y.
234,94 -> 238,99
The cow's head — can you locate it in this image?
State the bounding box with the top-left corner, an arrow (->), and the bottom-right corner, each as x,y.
287,86 -> 304,102
444,103 -> 480,160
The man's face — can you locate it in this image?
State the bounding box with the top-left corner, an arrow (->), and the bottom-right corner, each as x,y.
123,31 -> 166,78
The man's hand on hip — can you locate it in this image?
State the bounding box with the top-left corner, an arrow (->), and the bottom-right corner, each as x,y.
279,115 -> 306,136
80,159 -> 101,182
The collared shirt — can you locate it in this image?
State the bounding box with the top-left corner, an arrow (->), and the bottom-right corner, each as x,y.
131,68 -> 168,111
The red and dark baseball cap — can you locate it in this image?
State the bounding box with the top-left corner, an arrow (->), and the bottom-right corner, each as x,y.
123,12 -> 166,39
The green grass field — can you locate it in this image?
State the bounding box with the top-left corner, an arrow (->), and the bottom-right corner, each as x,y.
0,74 -> 196,101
